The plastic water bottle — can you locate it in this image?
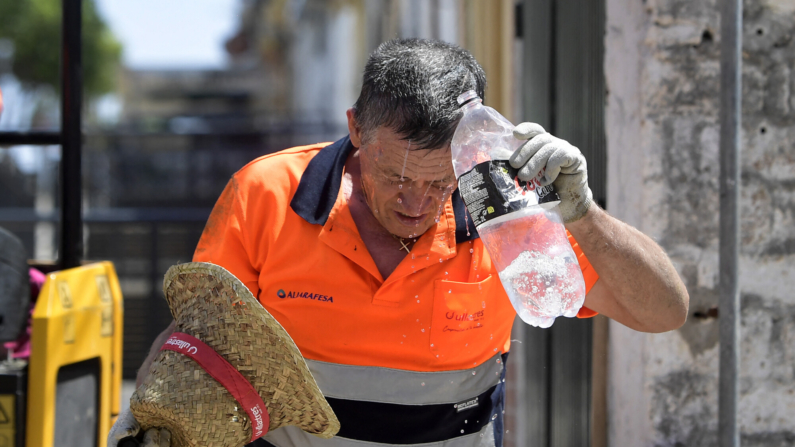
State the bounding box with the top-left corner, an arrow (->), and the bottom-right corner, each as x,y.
451,91 -> 586,328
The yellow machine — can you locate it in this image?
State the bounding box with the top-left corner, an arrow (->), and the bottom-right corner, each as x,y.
0,262 -> 124,447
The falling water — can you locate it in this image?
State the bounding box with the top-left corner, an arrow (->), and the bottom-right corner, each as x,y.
400,142 -> 410,181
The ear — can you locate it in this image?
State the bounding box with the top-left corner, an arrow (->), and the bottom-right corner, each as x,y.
346,108 -> 363,148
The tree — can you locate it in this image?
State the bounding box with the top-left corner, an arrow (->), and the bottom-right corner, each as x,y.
0,0 -> 122,98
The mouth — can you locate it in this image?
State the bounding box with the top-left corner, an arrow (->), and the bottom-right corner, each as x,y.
394,210 -> 428,226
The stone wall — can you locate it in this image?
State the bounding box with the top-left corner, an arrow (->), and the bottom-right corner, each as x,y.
604,0 -> 795,445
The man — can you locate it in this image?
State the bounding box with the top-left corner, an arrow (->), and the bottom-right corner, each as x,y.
110,38 -> 688,447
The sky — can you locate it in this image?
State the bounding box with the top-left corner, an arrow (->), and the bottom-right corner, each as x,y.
94,0 -> 242,70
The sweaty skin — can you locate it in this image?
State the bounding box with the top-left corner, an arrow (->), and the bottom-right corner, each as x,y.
354,128 -> 456,239
345,109 -> 456,278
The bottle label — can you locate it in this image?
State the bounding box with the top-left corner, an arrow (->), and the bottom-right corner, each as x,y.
457,160 -> 560,228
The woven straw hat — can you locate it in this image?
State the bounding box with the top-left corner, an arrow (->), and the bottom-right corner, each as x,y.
130,262 -> 339,447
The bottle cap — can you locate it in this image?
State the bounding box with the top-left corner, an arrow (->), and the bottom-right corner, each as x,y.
457,90 -> 481,106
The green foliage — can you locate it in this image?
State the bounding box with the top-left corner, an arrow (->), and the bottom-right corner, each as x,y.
0,0 -> 122,98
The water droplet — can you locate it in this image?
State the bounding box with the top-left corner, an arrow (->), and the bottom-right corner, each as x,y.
496,358 -> 501,363
480,434 -> 484,438
440,235 -> 445,240
496,371 -> 499,375
476,275 -> 479,279
411,253 -> 415,259
492,414 -> 497,420
430,343 -> 434,347
461,430 -> 464,434
415,295 -> 419,298
417,319 -> 419,322
448,289 -> 452,293
403,334 -> 406,337
417,300 -> 420,303
464,420 -> 468,424
493,348 -> 498,351
482,301 -> 486,308
472,371 -> 476,376
398,184 -> 403,189
412,265 -> 415,269
397,198 -> 403,204
439,258 -> 444,263
421,328 -> 425,332
470,248 -> 474,253
445,271 -> 449,275
421,382 -> 425,386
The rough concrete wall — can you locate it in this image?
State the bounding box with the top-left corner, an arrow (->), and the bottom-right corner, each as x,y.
605,0 -> 795,445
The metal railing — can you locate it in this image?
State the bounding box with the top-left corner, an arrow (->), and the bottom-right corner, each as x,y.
718,0 -> 742,445
0,0 -> 83,270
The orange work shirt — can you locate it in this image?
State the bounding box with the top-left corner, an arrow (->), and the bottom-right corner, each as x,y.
193,137 -> 598,373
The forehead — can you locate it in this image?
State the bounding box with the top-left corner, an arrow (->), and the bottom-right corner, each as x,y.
362,127 -> 454,180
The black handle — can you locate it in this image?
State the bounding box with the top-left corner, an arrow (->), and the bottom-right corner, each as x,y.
117,436 -> 141,447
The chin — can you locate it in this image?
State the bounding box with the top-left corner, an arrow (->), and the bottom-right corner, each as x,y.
391,221 -> 434,239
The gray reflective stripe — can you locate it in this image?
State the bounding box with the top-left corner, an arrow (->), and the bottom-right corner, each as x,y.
306,353 -> 504,405
263,422 -> 496,447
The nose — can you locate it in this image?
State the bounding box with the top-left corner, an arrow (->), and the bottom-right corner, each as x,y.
400,181 -> 444,213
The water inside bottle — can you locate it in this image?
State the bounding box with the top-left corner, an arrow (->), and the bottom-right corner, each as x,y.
478,208 -> 586,328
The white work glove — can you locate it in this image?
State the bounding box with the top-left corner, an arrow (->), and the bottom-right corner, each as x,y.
510,123 -> 593,223
108,408 -> 171,447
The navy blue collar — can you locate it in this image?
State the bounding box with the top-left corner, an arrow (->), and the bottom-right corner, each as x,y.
290,136 -> 478,244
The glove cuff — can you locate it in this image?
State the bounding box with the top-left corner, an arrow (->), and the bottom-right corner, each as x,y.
560,186 -> 593,224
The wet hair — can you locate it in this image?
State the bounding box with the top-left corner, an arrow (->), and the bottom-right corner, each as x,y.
352,38 -> 487,150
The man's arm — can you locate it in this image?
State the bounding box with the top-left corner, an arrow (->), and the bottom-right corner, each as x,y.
510,122 -> 689,332
136,320 -> 176,387
569,206 -> 689,333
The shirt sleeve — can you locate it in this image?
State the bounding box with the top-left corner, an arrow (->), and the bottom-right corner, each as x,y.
567,231 -> 599,318
193,177 -> 261,297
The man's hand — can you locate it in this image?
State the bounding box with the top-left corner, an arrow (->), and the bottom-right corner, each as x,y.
108,408 -> 171,447
509,123 -> 592,223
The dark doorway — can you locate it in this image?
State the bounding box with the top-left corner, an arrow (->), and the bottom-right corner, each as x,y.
515,0 -> 607,446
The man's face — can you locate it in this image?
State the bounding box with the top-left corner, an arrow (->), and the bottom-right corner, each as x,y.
357,126 -> 456,239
